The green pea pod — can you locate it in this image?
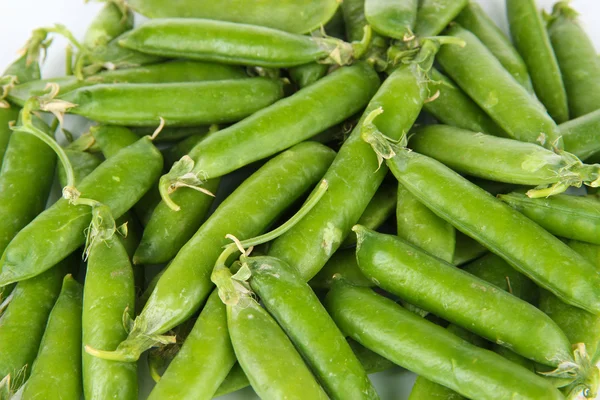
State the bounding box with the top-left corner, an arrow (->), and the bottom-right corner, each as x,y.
246,255 -> 378,399
135,126 -> 213,143
162,134 -> 207,167
268,42 -> 439,281
125,0 -> 339,34
507,0 -> 568,123
424,68 -> 506,137
21,275 -> 83,400
310,249 -> 374,290
452,232 -> 487,266
58,149 -> 103,187
548,2 -> 600,119
82,235 -> 137,400
8,60 -> 248,107
410,125 -> 600,197
83,0 -> 134,49
59,78 -> 284,127
289,63 -> 329,88
0,137 -> 163,286
455,2 -> 533,92
499,193 -> 600,245
3,54 -> 41,86
325,282 -> 564,400
85,34 -> 164,73
437,24 -> 560,148
0,259 -> 70,383
94,142 -> 335,361
0,108 -> 18,168
414,0 -> 468,37
397,184 -> 455,263
148,290 -> 235,400
119,19 -> 362,68
365,0 -> 417,39
561,109 -> 600,162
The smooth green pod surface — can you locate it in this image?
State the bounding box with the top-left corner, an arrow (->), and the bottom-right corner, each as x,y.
365,0 -> 417,39
415,0 -> 468,37
561,109 -> 600,162
83,0 -> 134,48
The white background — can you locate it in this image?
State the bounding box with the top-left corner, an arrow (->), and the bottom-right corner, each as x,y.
1,0 -> 599,399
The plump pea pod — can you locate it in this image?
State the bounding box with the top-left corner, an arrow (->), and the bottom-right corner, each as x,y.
289,63 -> 329,88
0,259 -> 70,383
310,249 -> 374,290
21,275 -> 83,400
245,255 -> 378,399
148,290 -> 235,400
424,68 -> 506,137
499,193 -> 600,245
437,24 -> 560,148
268,43 -> 438,280
561,110 -> 600,162
0,108 -> 18,168
548,2 -> 600,119
58,149 -> 103,187
58,78 -> 284,127
410,125 -> 600,197
84,34 -> 164,74
507,0 -> 568,123
93,142 -> 335,362
8,60 -> 248,107
414,0 -> 468,37
365,0 -> 417,39
125,0 -> 339,34
83,0 -> 133,49
363,124 -> 600,317
455,2 -> 533,92
397,184 -> 455,263
452,232 -> 487,266
341,182 -> 397,247
325,282 -> 565,400
82,235 -> 137,400
162,63 -> 378,208
119,19 -> 366,68
0,137 -> 163,286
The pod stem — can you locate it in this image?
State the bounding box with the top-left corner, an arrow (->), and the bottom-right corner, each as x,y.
315,35 -> 356,66
360,107 -> 406,169
159,156 -> 216,211
544,344 -> 600,399
351,25 -> 373,60
0,75 -> 19,108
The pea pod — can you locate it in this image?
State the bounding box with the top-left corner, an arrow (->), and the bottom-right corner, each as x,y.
2,54 -> 41,87
21,275 -> 83,400
414,0 -> 468,37
561,109 -> 600,162
499,193 -> 600,245
325,282 -> 564,400
162,62 -> 379,209
0,108 -> 18,168
84,34 -> 164,73
455,2 -> 533,92
134,126 -> 213,143
452,232 -> 487,266
125,0 -> 339,35
365,0 -> 417,40
548,2 -> 600,118
437,24 -> 560,148
83,0 -> 133,49
58,149 -> 103,187
0,136 -> 163,286
161,133 -> 206,167
341,0 -> 388,70
310,249 -> 374,290
289,63 -> 329,88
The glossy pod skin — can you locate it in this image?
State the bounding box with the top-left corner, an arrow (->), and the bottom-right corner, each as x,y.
119,19 -> 357,69
341,0 -> 388,70
325,282 -> 564,400
59,78 -> 284,127
83,0 -> 133,49
85,34 -> 164,72
453,232 -> 487,266
83,235 -> 137,400
365,0 -> 417,39
8,60 -> 248,107
561,110 -> 600,162
148,290 -> 235,400
125,0 -> 339,34
227,295 -> 328,400
58,149 -> 103,187
246,255 -> 378,399
310,249 -> 374,290
414,0 -> 468,37
0,109 -> 18,167
0,137 -> 163,286
548,2 -> 600,118
499,193 -> 600,245
106,142 -> 335,361
455,2 -> 533,92
180,63 -> 378,181
289,63 -> 329,88
437,25 -> 560,148
507,0 -> 568,123
21,275 -> 83,400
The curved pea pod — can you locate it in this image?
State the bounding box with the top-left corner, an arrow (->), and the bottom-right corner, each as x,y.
0,259 -> 70,382
548,2 -> 600,119
21,275 -> 83,400
8,60 -> 248,107
58,78 -> 284,127
58,149 -> 103,187
125,0 -> 339,34
310,249 -> 372,290
245,255 -> 378,399
82,235 -> 137,400
164,63 -> 378,199
437,24 -> 560,148
499,193 -> 600,245
289,63 -> 329,88
409,125 -> 600,196
365,0 -> 417,40
424,68 -> 506,137
94,142 -> 335,362
0,137 -> 163,286
119,19 -> 364,69
325,282 -> 564,400
455,2 -> 533,92
561,110 -> 600,162
507,0 -> 568,123
83,0 -> 134,49
414,0 -> 468,37
397,184 -> 455,263
0,108 -> 18,167
148,290 -> 235,400
452,232 -> 487,266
